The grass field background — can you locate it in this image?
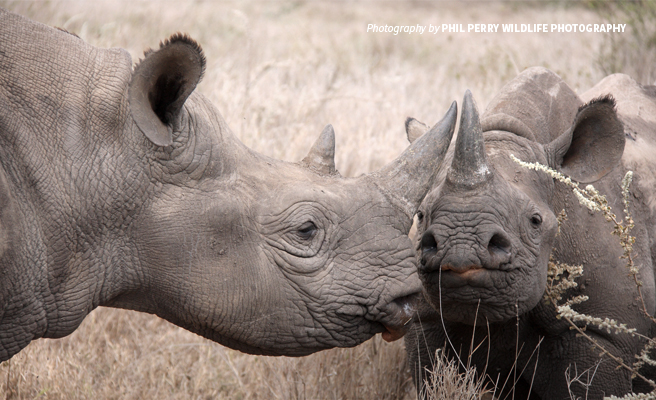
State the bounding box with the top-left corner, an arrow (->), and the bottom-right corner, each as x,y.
0,1 -> 623,398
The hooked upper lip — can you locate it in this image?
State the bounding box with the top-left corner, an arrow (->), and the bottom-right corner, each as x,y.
378,293 -> 419,342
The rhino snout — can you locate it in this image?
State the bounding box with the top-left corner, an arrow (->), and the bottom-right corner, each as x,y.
419,228 -> 514,275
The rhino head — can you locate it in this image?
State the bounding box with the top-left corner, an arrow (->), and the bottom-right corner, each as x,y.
412,71 -> 624,325
0,13 -> 457,360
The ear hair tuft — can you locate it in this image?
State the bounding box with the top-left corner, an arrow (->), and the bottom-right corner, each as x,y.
133,48 -> 155,73
404,117 -> 415,133
135,33 -> 206,81
159,33 -> 206,81
579,94 -> 616,113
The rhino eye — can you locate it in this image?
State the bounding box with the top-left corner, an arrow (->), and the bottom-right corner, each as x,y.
530,213 -> 542,227
297,221 -> 317,240
416,211 -> 424,222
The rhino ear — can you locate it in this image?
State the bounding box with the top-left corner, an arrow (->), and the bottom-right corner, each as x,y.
405,117 -> 430,144
545,95 -> 624,183
129,33 -> 206,147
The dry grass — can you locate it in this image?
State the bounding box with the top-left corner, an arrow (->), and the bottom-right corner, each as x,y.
421,350 -> 491,400
0,1 -> 611,399
2,308 -> 411,399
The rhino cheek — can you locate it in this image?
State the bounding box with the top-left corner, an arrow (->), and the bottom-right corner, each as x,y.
270,216 -> 419,345
147,237 -> 331,356
133,192 -> 277,349
271,276 -> 380,350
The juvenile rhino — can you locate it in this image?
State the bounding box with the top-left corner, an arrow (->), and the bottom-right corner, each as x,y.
406,68 -> 656,398
0,9 -> 459,361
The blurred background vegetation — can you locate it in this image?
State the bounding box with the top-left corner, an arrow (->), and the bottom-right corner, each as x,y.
589,0 -> 656,84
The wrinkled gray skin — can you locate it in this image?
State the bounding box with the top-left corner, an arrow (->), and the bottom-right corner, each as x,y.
0,9 -> 459,361
405,67 -> 656,398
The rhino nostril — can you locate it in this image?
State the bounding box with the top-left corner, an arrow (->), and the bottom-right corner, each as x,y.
487,232 -> 511,258
419,232 -> 438,267
420,232 -> 438,255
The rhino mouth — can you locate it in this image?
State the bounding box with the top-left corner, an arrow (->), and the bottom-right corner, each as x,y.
420,268 -> 504,306
419,268 -> 532,324
376,294 -> 419,342
421,267 -> 500,289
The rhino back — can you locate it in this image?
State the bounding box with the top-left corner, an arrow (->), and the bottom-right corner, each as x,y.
0,7 -> 137,214
582,74 -> 656,215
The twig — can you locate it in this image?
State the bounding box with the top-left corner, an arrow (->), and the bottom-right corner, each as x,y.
511,155 -> 656,394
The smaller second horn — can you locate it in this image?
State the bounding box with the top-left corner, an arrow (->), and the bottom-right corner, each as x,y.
302,124 -> 336,175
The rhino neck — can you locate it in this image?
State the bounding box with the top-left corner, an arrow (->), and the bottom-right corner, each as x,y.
146,93 -> 251,184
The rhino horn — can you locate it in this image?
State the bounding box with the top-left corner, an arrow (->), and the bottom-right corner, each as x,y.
372,101 -> 457,217
447,90 -> 491,187
302,124 -> 336,175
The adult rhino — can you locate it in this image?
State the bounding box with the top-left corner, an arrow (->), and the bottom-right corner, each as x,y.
405,67 -> 656,398
0,8 -> 459,361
